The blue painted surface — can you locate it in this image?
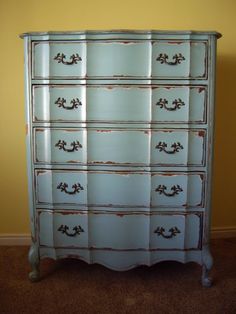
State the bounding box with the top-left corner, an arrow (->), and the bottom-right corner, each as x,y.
21,31 -> 220,282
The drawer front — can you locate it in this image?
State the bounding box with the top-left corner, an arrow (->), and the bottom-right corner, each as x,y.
34,128 -> 205,166
32,40 -> 207,79
151,173 -> 204,208
35,128 -> 87,164
35,170 -> 150,207
33,85 -> 87,122
152,86 -> 206,123
36,170 -> 88,206
33,85 -> 206,124
151,129 -> 206,166
39,211 -> 202,250
39,211 -> 89,247
152,41 -> 207,79
35,170 -> 204,208
34,128 -> 149,165
150,212 -> 202,250
33,42 -> 87,79
32,41 -> 150,79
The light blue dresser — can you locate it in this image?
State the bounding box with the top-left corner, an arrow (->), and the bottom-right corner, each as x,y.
20,30 -> 221,286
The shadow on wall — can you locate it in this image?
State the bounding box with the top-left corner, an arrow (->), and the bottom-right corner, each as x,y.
212,54 -> 236,225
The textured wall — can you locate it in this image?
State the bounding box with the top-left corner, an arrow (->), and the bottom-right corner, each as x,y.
0,0 -> 235,234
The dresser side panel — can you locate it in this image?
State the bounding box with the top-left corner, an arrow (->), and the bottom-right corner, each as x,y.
203,36 -> 218,246
23,37 -> 37,243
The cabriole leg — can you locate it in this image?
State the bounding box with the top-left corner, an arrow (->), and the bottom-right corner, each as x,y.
201,245 -> 213,287
28,243 -> 40,282
201,264 -> 213,287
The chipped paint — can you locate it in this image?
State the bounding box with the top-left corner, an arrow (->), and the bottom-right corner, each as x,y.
199,174 -> 205,180
121,41 -> 134,45
198,87 -> 206,93
59,211 -> 87,215
96,129 -> 112,133
90,161 -> 116,165
36,170 -> 47,176
198,130 -> 205,137
159,130 -> 173,133
116,213 -> 125,217
167,41 -> 184,45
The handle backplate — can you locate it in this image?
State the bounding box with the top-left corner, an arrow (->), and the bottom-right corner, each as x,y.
154,226 -> 181,239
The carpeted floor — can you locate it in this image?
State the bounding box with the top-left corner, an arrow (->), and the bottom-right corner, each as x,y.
0,238 -> 236,314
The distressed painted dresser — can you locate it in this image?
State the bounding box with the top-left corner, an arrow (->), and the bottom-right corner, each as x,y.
20,30 -> 221,286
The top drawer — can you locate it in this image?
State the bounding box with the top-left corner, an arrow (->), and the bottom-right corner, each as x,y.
32,40 -> 207,80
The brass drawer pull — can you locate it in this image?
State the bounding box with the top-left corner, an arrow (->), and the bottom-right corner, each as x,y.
55,97 -> 82,110
155,142 -> 183,154
54,53 -> 82,65
156,98 -> 185,111
57,182 -> 84,195
154,226 -> 181,239
155,184 -> 183,196
58,225 -> 84,237
156,53 -> 185,65
55,140 -> 82,152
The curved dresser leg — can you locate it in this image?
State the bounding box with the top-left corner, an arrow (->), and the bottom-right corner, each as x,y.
28,243 -> 40,282
201,245 -> 213,287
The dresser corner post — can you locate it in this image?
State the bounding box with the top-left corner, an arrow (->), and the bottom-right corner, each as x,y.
28,242 -> 40,282
201,244 -> 213,287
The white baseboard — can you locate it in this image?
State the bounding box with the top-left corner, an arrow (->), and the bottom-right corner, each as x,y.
0,234 -> 31,245
211,227 -> 236,239
0,228 -> 235,245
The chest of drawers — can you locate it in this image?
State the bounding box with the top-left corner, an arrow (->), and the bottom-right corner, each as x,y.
20,30 -> 221,286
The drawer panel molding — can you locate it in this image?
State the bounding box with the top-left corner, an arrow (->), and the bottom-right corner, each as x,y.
32,85 -> 207,124
32,40 -> 207,79
34,128 -> 206,166
39,210 -> 202,250
35,170 -> 205,208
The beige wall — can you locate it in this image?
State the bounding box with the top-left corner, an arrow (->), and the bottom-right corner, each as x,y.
0,0 -> 235,234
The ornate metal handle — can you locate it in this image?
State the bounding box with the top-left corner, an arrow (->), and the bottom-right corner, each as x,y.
54,53 -> 82,65
155,184 -> 183,196
154,226 -> 181,239
55,97 -> 82,110
155,142 -> 183,154
156,98 -> 185,111
57,182 -> 84,195
55,140 -> 82,152
156,53 -> 185,65
58,225 -> 84,237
